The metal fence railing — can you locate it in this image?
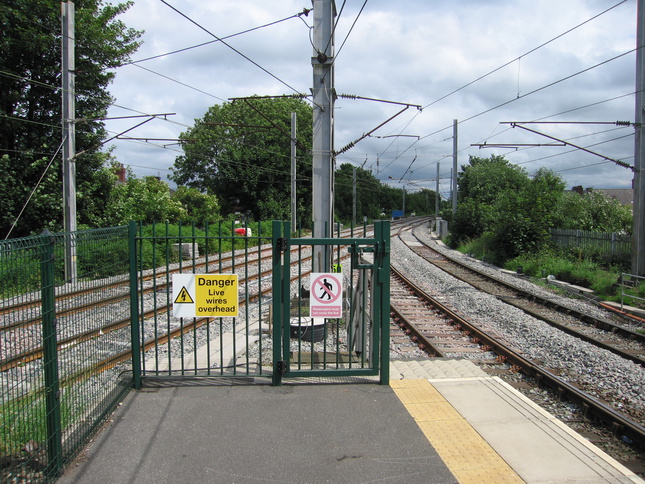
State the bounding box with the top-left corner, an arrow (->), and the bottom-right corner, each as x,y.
129,220 -> 276,384
620,273 -> 645,310
549,228 -> 631,265
1,226 -> 132,482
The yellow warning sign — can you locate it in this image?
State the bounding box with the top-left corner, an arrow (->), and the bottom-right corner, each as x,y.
174,286 -> 194,304
195,274 -> 238,317
172,274 -> 239,318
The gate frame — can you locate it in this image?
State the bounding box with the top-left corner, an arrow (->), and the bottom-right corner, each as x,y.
271,220 -> 390,386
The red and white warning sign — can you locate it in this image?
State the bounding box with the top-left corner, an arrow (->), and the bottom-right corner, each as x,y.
310,272 -> 343,318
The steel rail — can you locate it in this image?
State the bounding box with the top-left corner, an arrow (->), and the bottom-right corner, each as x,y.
407,234 -> 645,352
391,265 -> 645,448
0,219 -> 424,377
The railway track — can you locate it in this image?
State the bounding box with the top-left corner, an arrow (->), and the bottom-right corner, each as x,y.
5,218 -> 645,474
389,264 -> 645,459
0,219 -> 425,383
400,234 -> 645,367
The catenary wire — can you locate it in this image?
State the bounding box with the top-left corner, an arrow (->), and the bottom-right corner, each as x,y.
124,10 -> 309,66
375,2 -> 629,172
159,0 -> 303,96
422,0 -> 627,110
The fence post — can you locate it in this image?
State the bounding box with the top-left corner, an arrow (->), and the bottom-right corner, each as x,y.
376,221 -> 391,385
129,222 -> 142,389
272,221 -> 285,386
40,229 -> 62,476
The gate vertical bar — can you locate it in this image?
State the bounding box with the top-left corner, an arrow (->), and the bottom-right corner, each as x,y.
281,223 -> 293,373
272,221 -> 285,385
377,221 -> 391,385
41,230 -> 62,476
129,221 -> 142,389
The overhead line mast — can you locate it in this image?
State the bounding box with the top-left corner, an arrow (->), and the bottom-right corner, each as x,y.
62,1 -> 77,283
311,0 -> 336,272
634,0 -> 645,276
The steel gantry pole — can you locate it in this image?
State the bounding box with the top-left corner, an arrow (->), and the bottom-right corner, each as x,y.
291,112 -> 297,227
311,0 -> 336,272
62,1 -> 77,282
633,0 -> 645,276
452,119 -> 458,215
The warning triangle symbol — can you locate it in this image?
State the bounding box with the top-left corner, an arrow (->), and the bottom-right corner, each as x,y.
174,286 -> 194,304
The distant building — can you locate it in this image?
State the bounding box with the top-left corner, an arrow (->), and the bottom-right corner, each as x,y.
596,189 -> 633,207
570,185 -> 633,208
114,163 -> 126,183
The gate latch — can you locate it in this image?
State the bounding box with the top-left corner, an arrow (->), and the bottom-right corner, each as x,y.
277,360 -> 287,374
277,238 -> 287,253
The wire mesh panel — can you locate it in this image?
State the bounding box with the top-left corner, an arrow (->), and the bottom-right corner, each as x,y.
131,221 -> 275,383
271,221 -> 390,385
0,226 -> 132,482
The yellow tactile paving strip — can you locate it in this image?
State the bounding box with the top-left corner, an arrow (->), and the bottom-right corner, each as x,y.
391,379 -> 524,484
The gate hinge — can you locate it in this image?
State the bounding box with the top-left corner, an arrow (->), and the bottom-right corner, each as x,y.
277,360 -> 287,374
277,238 -> 288,253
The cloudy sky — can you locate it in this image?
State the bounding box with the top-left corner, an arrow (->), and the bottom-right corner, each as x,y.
104,0 -> 638,198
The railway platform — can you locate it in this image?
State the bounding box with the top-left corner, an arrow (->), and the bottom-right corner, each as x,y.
58,359 -> 643,484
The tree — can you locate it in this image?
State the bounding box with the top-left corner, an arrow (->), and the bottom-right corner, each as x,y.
0,0 -> 142,238
106,176 -> 186,225
405,189 -> 435,215
170,97 -> 313,222
172,186 -> 221,225
553,189 -> 632,233
457,154 -> 528,205
334,163 -> 390,222
450,155 -> 566,262
491,167 -> 565,260
378,185 -> 405,217
450,155 -> 529,247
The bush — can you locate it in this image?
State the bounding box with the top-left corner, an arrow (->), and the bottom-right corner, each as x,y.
456,233 -> 498,264
505,250 -> 620,298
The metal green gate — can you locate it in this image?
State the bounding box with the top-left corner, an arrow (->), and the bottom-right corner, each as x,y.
271,220 -> 391,385
129,221 -> 276,386
130,220 -> 390,387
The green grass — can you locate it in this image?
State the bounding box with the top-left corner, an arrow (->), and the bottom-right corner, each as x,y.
503,251 -> 628,302
0,390 -> 70,457
455,241 -> 635,305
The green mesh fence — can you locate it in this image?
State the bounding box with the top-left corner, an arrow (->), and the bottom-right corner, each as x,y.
1,226 -> 133,482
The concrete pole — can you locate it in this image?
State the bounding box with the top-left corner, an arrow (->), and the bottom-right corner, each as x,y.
311,0 -> 335,271
435,163 -> 440,221
352,165 -> 357,226
62,1 -> 77,282
291,112 -> 297,227
402,187 -> 406,216
452,119 -> 458,214
632,0 -> 645,275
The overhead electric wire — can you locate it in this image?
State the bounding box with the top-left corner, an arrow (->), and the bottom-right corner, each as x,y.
516,132 -> 634,166
469,91 -> 638,151
5,137 -> 66,240
322,0 -> 346,56
480,125 -> 633,165
422,0 -> 627,110
129,64 -> 227,103
553,157 -> 633,174
320,0 -> 368,85
373,1 -> 630,174
125,10 -> 309,66
335,0 -> 368,60
159,0 -> 303,96
384,45 -> 637,177
0,69 -> 59,92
